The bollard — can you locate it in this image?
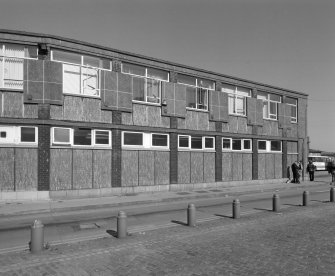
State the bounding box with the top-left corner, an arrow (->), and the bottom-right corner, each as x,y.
330,187 -> 335,203
232,199 -> 240,219
117,211 -> 127,238
302,191 -> 310,206
187,203 -> 196,227
272,194 -> 280,212
30,219 -> 44,254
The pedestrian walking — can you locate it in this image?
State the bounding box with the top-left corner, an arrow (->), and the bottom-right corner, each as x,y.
296,161 -> 303,184
306,160 -> 316,181
327,160 -> 335,183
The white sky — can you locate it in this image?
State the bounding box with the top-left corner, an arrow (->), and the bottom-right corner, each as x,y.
1,0 -> 334,151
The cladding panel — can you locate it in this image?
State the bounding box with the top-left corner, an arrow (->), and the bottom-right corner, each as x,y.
155,151 -> 170,185
121,150 -> 139,187
73,150 -> 93,189
2,93 -> 23,118
232,153 -> 243,181
93,150 -> 112,188
178,151 -> 190,184
275,153 -> 283,179
0,148 -> 14,190
258,154 -> 266,180
15,148 -> 38,190
265,153 -> 275,179
204,152 -> 215,183
139,151 -> 155,186
222,152 -> 232,181
242,153 -> 253,181
50,149 -> 72,190
191,152 -> 204,183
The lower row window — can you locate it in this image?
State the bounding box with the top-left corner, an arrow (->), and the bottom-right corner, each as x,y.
52,127 -> 111,147
178,135 -> 215,150
222,138 -> 252,151
122,132 -> 169,149
258,140 -> 282,152
0,126 -> 37,145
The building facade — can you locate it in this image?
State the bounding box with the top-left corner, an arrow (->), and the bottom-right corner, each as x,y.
0,30 -> 308,200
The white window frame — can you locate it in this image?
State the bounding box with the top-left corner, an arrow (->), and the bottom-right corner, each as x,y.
51,50 -> 111,98
270,140 -> 282,152
19,126 -> 38,145
51,127 -> 111,148
0,126 -> 38,146
178,135 -> 215,151
178,135 -> 191,150
151,133 -> 169,149
222,137 -> 232,151
286,97 -> 298,123
0,44 -> 38,89
257,92 -> 282,120
204,136 -> 215,150
121,63 -> 169,105
243,139 -> 252,151
258,140 -> 282,152
178,75 -> 214,111
222,137 -> 252,152
221,84 -> 251,116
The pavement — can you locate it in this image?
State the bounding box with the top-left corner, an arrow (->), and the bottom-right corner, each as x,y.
0,177 -> 332,231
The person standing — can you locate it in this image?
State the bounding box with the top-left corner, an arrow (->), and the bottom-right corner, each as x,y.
306,160 -> 316,181
327,160 -> 335,183
291,161 -> 298,183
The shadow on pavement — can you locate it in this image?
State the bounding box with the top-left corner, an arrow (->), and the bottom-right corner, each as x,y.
214,214 -> 232,219
253,208 -> 272,212
283,203 -> 301,207
171,220 -> 188,226
106,230 -> 117,237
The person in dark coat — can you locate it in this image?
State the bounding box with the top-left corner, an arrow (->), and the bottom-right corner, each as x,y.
291,161 -> 298,183
306,160 -> 316,181
327,160 -> 335,183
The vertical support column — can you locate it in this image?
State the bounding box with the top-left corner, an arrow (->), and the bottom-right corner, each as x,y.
252,138 -> 258,180
215,135 -> 222,182
170,133 -> 178,184
282,140 -> 288,178
112,129 -> 122,187
38,125 -> 50,191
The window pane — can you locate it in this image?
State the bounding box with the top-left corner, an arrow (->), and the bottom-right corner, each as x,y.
197,88 -> 207,110
122,63 -> 146,76
0,131 -> 6,138
191,136 -> 202,149
198,78 -> 215,90
63,64 -> 81,94
132,77 -> 145,101
257,92 -> 267,101
221,83 -> 235,94
147,68 -> 169,81
228,95 -> 235,114
269,94 -> 281,102
244,140 -> 251,150
291,106 -> 297,122
152,134 -> 168,147
186,86 -> 197,108
236,96 -> 245,115
263,101 -> 269,118
286,97 -> 297,105
204,137 -> 214,149
269,102 -> 277,116
258,140 -> 267,150
147,78 -> 160,103
178,74 -> 196,86
74,129 -> 91,145
21,127 -> 35,142
4,58 -> 24,89
123,132 -> 143,146
82,67 -> 99,96
232,139 -> 242,150
95,131 -> 110,145
5,44 -> 25,58
83,55 -> 101,68
179,136 -> 189,148
222,138 -> 231,150
54,128 -> 70,143
53,50 -> 81,64
271,140 -> 281,151
236,86 -> 251,97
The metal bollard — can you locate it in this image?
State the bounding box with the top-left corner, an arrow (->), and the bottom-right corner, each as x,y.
187,203 -> 196,227
272,194 -> 280,212
330,187 -> 335,203
30,219 -> 44,254
302,191 -> 310,206
232,199 -> 240,219
117,211 -> 127,238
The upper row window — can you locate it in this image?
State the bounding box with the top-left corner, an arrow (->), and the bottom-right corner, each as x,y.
178,74 -> 215,111
0,44 -> 37,90
51,50 -> 111,98
122,62 -> 169,105
286,97 -> 297,123
221,84 -> 251,116
257,92 -> 282,120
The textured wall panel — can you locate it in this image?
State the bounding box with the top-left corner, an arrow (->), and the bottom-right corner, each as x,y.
93,150 -> 112,188
232,153 -> 243,181
0,148 -> 14,190
237,117 -> 248,134
265,154 -> 275,179
121,150 -> 139,187
73,150 -> 93,189
275,154 -> 283,179
228,116 -> 238,133
204,152 -> 215,183
122,113 -> 133,125
246,97 -> 257,125
133,104 -> 148,126
178,152 -> 190,184
15,148 -> 38,191
191,152 -> 204,183
50,105 -> 63,120
197,112 -> 210,131
139,151 -> 155,186
2,93 -> 23,118
258,154 -> 266,180
222,152 -> 232,181
24,104 -> 39,118
155,151 -> 170,185
242,153 -> 253,181
63,96 -> 83,121
83,98 -> 101,122
101,110 -> 113,124
185,111 -> 198,131
50,149 -> 72,190
298,98 -> 307,138
147,105 -> 170,128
